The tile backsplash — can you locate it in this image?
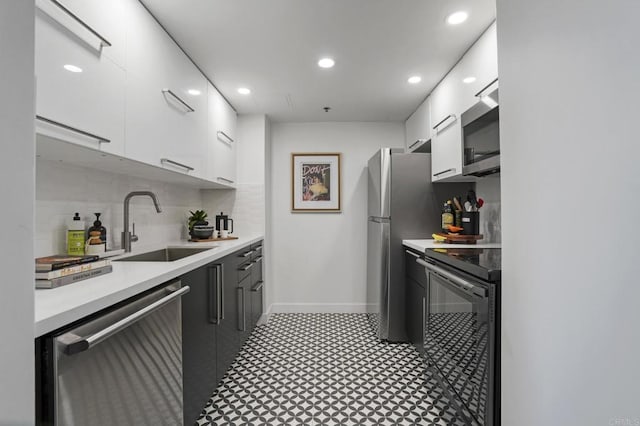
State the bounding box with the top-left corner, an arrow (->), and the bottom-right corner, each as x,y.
202,184 -> 266,236
475,176 -> 501,243
35,159 -> 202,257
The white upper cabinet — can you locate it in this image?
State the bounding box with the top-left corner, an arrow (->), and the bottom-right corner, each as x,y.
430,22 -> 497,182
405,96 -> 431,152
123,0 -> 208,178
34,0 -> 126,156
47,0 -> 127,68
207,83 -> 237,187
456,23 -> 498,113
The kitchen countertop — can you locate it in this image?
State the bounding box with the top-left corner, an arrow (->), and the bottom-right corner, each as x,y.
34,235 -> 263,337
403,239 -> 501,252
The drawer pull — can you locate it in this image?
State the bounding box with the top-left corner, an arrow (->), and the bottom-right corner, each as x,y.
238,262 -> 253,271
162,89 -> 195,112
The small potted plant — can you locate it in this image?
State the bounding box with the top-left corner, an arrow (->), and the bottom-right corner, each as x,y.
188,210 -> 214,239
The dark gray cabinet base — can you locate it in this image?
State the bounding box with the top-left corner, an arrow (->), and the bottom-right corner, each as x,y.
405,249 -> 427,353
182,240 -> 263,425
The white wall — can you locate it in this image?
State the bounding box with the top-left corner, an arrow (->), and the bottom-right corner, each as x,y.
268,122 -> 404,313
36,160 -> 202,256
497,1 -> 640,424
0,1 -> 35,424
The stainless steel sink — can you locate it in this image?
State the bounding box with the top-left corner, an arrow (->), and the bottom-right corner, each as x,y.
113,247 -> 214,262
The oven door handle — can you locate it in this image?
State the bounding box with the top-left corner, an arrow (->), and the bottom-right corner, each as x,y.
417,258 -> 486,297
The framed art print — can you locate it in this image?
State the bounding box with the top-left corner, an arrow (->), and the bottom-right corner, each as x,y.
291,153 -> 341,212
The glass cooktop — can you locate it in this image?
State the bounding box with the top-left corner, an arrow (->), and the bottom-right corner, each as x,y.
425,247 -> 501,282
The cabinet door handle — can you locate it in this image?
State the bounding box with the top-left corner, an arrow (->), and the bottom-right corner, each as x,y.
42,0 -> 112,47
252,256 -> 263,263
161,89 -> 195,112
474,77 -> 499,98
219,263 -> 225,320
433,168 -> 456,177
160,158 -> 194,172
35,115 -> 111,144
217,131 -> 234,144
216,177 -> 234,184
236,287 -> 246,331
207,265 -> 219,324
409,139 -> 428,149
432,114 -> 457,132
251,281 -> 264,292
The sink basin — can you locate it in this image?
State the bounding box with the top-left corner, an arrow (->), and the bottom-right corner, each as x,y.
113,247 -> 214,262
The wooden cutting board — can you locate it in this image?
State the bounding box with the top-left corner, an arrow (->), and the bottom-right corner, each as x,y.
435,233 -> 484,244
189,236 -> 239,242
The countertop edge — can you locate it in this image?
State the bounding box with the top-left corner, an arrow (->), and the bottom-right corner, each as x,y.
34,235 -> 263,337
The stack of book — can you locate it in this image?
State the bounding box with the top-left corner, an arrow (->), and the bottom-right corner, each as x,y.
35,254 -> 112,289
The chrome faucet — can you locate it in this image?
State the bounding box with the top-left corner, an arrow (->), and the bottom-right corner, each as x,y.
122,191 -> 162,252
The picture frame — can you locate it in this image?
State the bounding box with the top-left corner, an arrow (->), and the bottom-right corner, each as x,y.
291,153 -> 341,212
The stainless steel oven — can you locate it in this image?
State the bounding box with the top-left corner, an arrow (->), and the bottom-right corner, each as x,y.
418,255 -> 500,426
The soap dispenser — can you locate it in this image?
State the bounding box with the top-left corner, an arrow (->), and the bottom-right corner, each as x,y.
67,213 -> 86,255
87,213 -> 107,248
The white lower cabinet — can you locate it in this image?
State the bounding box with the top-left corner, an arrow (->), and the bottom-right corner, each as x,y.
35,2 -> 125,156
207,83 -> 237,187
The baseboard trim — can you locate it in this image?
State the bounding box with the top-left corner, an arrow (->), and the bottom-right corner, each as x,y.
270,303 -> 374,314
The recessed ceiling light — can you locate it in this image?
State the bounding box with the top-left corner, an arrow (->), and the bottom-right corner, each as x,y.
237,87 -> 251,95
463,76 -> 476,84
407,76 -> 422,84
187,89 -> 201,96
63,64 -> 83,73
446,11 -> 468,25
318,58 -> 335,68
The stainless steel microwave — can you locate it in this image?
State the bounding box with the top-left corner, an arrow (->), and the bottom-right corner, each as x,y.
461,84 -> 500,177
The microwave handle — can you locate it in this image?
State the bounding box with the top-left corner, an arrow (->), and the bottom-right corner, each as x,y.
416,258 -> 486,297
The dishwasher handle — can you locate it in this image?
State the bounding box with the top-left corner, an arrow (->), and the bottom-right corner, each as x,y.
417,258 -> 486,297
63,285 -> 190,356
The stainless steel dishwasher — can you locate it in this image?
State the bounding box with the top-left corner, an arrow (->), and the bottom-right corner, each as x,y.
36,281 -> 189,426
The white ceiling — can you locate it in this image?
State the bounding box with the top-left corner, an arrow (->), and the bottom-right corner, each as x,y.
140,0 -> 496,122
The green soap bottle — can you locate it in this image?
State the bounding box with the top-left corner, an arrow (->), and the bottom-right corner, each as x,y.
67,213 -> 86,256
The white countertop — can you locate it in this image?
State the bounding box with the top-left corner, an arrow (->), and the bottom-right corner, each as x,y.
34,235 -> 263,337
403,239 -> 501,253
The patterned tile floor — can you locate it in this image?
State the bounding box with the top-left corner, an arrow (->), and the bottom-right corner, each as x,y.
196,313 -> 467,426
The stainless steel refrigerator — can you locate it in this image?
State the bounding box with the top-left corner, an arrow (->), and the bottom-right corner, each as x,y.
366,148 -> 470,342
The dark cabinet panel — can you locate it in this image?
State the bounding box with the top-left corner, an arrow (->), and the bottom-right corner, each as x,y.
405,249 -> 427,353
250,252 -> 263,327
216,252 -> 242,383
181,263 -> 220,426
406,277 -> 426,353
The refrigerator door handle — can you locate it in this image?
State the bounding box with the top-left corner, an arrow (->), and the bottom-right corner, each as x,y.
369,216 -> 390,223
